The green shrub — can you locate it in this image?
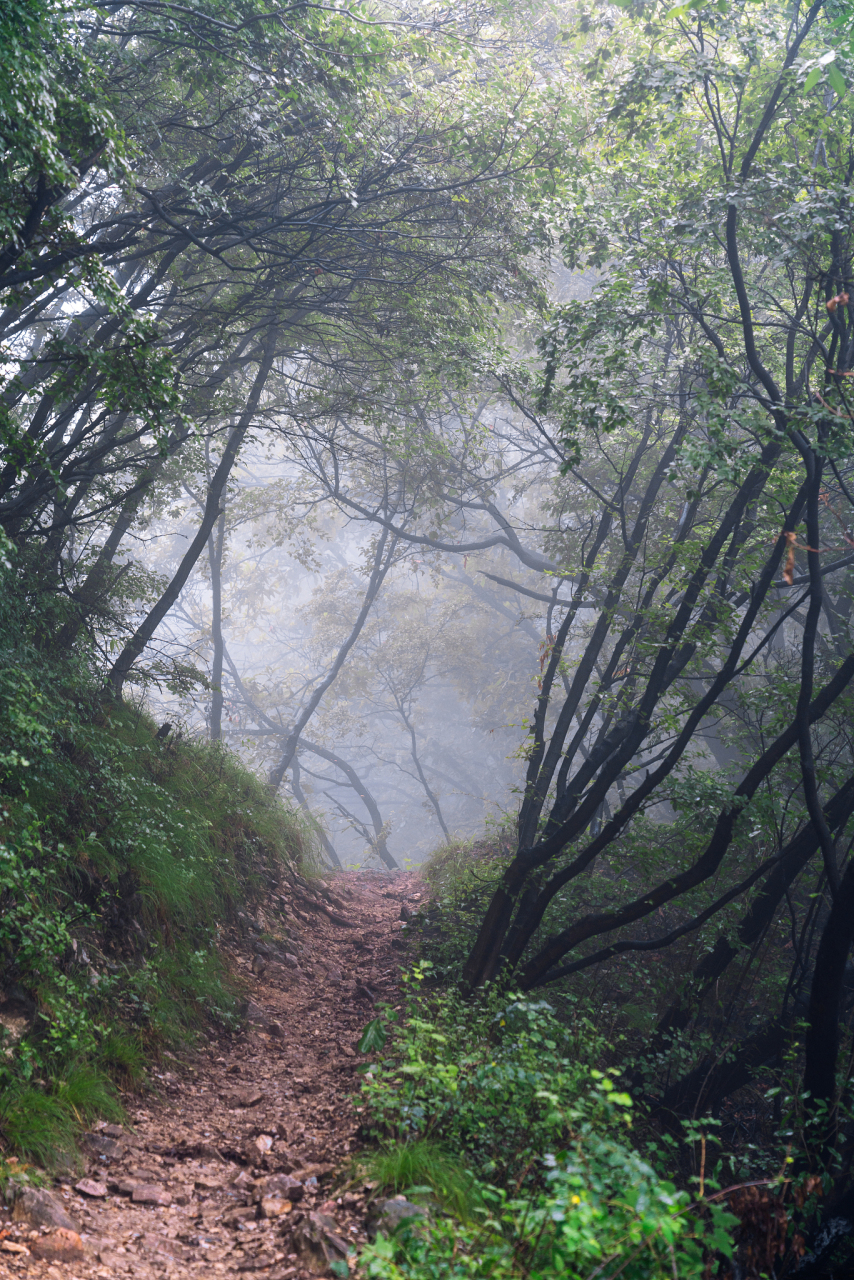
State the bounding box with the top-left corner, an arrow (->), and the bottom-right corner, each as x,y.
361,1140 -> 735,1280
360,966 -> 604,1183
358,968 -> 737,1280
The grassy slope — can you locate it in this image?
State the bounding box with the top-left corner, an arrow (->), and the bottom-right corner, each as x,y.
0,629 -> 314,1167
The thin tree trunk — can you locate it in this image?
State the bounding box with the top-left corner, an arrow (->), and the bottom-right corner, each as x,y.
291,755 -> 342,869
804,856 -> 854,1123
219,641 -> 399,871
649,775 -> 854,1054
298,738 -> 397,871
266,526 -> 396,792
208,508 -> 226,741
107,326 -> 278,696
396,696 -> 450,840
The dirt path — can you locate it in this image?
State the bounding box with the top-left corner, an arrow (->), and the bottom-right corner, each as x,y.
0,869 -> 424,1280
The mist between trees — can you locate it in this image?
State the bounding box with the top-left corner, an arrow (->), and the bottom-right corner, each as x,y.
6,0 -> 854,1254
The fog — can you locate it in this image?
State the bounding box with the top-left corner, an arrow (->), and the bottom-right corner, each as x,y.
126,405 -> 562,869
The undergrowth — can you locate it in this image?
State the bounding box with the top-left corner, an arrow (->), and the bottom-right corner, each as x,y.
356,966 -> 738,1280
0,544 -> 315,1166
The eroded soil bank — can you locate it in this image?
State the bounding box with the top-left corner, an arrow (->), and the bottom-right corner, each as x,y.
0,869 -> 424,1280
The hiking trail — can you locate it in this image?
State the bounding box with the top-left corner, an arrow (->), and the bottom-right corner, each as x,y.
0,868 -> 424,1280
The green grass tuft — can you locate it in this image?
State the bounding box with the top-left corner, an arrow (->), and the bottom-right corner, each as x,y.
98,1031 -> 146,1088
0,1085 -> 78,1169
366,1140 -> 482,1221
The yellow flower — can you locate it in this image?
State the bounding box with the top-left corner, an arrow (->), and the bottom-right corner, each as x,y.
571,1195 -> 581,1205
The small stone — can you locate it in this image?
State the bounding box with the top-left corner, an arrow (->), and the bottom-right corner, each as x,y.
250,1134 -> 274,1157
101,1123 -> 125,1138
141,1232 -> 190,1259
292,1211 -> 349,1275
82,1131 -> 124,1158
195,1175 -> 223,1191
370,1197 -> 429,1237
260,1196 -> 292,1219
231,1170 -> 255,1190
237,1087 -> 266,1108
281,954 -> 301,969
267,1020 -> 285,1038
263,1174 -> 304,1203
107,1178 -> 140,1196
0,1240 -> 29,1255
11,1187 -> 80,1232
223,1206 -> 259,1228
97,1247 -> 127,1268
131,1185 -> 172,1206
290,1162 -> 333,1181
75,1178 -> 108,1198
240,999 -> 272,1028
337,1042 -> 356,1058
237,1254 -> 280,1272
29,1227 -> 85,1262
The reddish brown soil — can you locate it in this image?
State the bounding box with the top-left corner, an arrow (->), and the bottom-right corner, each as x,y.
0,869 -> 424,1280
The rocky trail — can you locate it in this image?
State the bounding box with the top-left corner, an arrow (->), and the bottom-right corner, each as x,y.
0,869 -> 424,1280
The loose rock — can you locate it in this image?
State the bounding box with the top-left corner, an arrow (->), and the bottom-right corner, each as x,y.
369,1196 -> 429,1237
249,1133 -> 274,1157
11,1186 -> 80,1232
223,1205 -> 258,1228
292,1210 -> 350,1275
0,1240 -> 29,1255
29,1227 -> 86,1262
75,1177 -> 108,1198
262,1173 -> 304,1203
259,1194 -> 292,1218
131,1184 -> 172,1206
236,1086 -> 266,1108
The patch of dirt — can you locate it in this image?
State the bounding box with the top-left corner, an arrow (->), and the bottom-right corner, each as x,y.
0,869 -> 426,1280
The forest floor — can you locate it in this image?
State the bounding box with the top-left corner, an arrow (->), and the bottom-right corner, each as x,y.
0,868 -> 424,1280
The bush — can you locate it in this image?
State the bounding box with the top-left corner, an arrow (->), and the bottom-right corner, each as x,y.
360,965 -> 604,1183
358,968 -> 737,1280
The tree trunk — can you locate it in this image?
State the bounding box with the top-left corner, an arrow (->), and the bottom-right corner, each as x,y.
291,755 -> 342,869
299,738 -> 398,871
804,856 -> 854,1125
651,775 -> 854,1054
266,526 -> 395,792
208,508 -> 226,741
107,327 -> 277,696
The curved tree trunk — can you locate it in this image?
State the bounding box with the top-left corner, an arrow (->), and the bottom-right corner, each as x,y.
107,327 -> 278,696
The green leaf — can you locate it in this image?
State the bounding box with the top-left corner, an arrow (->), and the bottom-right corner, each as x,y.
358,1017 -> 388,1054
804,66 -> 822,91
828,63 -> 846,96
